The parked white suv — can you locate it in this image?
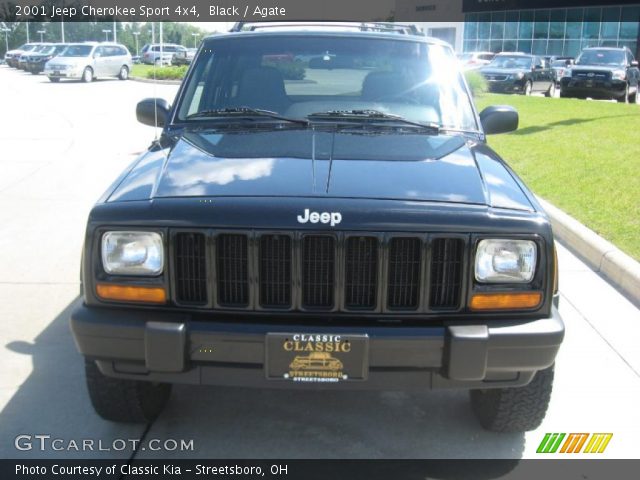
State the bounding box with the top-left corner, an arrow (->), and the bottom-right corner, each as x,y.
44,42 -> 132,83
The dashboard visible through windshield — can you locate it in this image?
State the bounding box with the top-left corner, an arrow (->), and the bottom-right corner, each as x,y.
176,35 -> 478,132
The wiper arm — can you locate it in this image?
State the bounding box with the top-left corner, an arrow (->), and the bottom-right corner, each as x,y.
186,107 -> 308,125
307,110 -> 440,132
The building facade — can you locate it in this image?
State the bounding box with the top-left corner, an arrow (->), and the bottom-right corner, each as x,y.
395,0 -> 640,58
463,3 -> 640,58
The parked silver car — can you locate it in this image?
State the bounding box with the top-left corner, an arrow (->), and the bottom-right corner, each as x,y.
44,42 -> 132,83
141,43 -> 184,65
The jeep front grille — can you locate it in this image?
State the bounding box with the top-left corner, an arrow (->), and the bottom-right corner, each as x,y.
429,238 -> 464,309
216,234 -> 249,307
344,236 -> 378,309
172,231 -> 466,313
302,235 -> 336,309
387,237 -> 422,310
259,234 -> 292,308
174,232 -> 208,305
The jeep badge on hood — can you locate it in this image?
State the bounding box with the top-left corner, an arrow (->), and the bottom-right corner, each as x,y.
297,209 -> 342,227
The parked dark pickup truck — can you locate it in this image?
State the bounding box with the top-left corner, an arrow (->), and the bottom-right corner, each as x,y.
480,52 -> 556,96
71,24 -> 563,433
560,47 -> 639,103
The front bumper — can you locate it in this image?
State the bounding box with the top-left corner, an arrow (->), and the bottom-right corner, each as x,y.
485,79 -> 525,94
45,68 -> 82,79
560,78 -> 627,98
71,304 -> 564,390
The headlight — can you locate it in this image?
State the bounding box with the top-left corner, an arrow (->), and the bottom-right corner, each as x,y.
102,231 -> 164,276
514,72 -> 525,80
475,239 -> 537,283
612,70 -> 626,81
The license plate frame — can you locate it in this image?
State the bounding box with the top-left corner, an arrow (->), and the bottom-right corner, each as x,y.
265,333 -> 369,383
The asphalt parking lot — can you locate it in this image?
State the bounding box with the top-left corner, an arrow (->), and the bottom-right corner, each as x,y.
0,66 -> 639,460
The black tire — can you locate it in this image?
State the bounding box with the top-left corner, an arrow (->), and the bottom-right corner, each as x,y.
81,66 -> 93,83
118,65 -> 129,80
545,82 -> 556,98
84,358 -> 171,423
617,85 -> 629,103
48,76 -> 60,83
470,365 -> 554,433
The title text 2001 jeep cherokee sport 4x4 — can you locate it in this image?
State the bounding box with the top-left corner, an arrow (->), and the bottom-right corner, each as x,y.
70,24 -> 564,432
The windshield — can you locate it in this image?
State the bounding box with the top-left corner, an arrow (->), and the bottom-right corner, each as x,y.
489,55 -> 533,69
177,35 -> 477,131
551,60 -> 568,67
60,45 -> 93,57
38,46 -> 56,55
576,50 -> 625,66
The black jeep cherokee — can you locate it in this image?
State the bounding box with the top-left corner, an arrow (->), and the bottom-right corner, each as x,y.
71,25 -> 564,433
560,46 -> 640,102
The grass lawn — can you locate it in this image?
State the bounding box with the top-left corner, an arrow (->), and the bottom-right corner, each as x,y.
475,93 -> 640,261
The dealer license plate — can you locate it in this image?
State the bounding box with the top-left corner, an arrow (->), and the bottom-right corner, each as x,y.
266,333 -> 368,383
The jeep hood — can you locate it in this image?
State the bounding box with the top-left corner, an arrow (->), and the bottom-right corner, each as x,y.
107,129 -> 533,211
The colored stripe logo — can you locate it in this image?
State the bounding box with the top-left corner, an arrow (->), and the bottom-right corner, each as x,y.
537,433 -> 613,454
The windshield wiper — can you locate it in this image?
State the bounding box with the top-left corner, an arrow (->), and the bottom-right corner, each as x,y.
307,110 -> 441,132
186,107 -> 308,125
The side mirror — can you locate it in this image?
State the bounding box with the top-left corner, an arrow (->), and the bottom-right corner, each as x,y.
136,98 -> 171,128
631,60 -> 639,68
479,105 -> 519,135
93,53 -> 101,58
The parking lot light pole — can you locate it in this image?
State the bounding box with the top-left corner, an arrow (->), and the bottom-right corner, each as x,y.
133,32 -> 140,56
1,27 -> 9,53
37,30 -> 45,42
102,30 -> 110,42
192,33 -> 200,48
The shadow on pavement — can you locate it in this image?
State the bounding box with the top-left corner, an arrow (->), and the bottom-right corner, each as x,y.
0,296 -> 144,459
0,296 -> 525,462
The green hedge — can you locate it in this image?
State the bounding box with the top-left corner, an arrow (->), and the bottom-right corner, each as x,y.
144,66 -> 188,81
464,70 -> 488,97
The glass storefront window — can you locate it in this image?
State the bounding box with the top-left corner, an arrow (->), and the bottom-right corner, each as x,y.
503,39 -> 517,52
532,39 -> 547,55
620,6 -> 640,39
583,8 -> 602,39
601,7 -> 620,39
505,11 -> 519,35
517,39 -> 532,54
566,9 -> 584,39
564,40 -> 582,57
464,7 -> 639,58
547,40 -> 564,56
534,10 -> 550,39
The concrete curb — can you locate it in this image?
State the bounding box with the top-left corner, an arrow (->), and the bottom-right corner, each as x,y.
538,197 -> 640,306
130,76 -> 182,85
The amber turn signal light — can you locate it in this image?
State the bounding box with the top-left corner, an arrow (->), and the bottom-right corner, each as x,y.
470,292 -> 542,311
96,284 -> 166,304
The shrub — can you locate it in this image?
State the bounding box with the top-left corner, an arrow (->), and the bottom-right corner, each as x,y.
145,66 -> 188,81
465,70 -> 488,97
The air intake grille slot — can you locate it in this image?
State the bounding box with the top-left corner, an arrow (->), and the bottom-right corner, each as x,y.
216,234 -> 249,307
259,235 -> 292,308
429,238 -> 464,309
302,236 -> 335,309
174,232 -> 208,305
387,237 -> 422,309
345,236 -> 378,309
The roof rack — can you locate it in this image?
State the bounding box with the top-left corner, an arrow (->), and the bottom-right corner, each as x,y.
230,22 -> 423,36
